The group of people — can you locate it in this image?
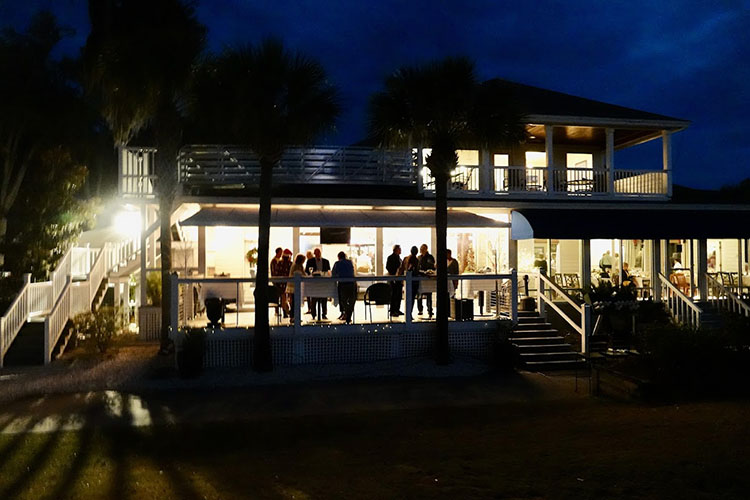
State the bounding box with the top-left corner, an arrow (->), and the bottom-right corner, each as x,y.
270,247 -> 357,323
269,243 -> 461,324
386,244 -> 460,319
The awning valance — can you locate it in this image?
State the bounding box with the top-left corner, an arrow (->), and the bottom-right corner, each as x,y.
180,207 -> 509,228
512,208 -> 750,240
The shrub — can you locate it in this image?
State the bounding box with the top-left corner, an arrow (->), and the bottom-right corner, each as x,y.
146,271 -> 161,306
73,306 -> 124,353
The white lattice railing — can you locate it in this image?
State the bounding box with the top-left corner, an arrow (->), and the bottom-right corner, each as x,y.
706,273 -> 750,318
537,273 -> 592,353
659,272 -> 702,328
28,282 -> 53,316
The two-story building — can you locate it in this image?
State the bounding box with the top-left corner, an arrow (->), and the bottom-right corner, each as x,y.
115,79 -> 749,368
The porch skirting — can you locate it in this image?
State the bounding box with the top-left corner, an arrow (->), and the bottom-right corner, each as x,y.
188,324 -> 501,368
138,306 -> 162,341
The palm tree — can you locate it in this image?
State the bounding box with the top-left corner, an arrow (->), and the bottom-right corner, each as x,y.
369,58 -> 524,364
82,0 -> 206,353
191,40 -> 339,371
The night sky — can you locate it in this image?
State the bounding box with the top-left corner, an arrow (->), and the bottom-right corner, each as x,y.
2,0 -> 749,189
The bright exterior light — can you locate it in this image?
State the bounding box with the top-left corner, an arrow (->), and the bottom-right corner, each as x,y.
114,208 -> 141,237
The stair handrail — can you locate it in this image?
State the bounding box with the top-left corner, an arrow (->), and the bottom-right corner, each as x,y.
537,272 -> 592,353
0,273 -> 33,367
706,273 -> 750,318
88,246 -> 107,307
658,272 -> 702,328
44,275 -> 72,364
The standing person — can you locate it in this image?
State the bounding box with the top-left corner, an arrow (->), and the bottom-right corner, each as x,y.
401,246 -> 420,319
305,248 -> 331,320
277,249 -> 293,317
269,247 -> 284,316
446,249 -> 460,294
599,250 -> 613,275
417,243 -> 435,318
286,254 -> 306,321
304,250 -> 314,315
332,251 -> 356,323
386,244 -> 403,316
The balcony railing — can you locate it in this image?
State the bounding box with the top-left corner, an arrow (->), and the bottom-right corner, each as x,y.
178,145 -> 415,187
118,145 -> 671,199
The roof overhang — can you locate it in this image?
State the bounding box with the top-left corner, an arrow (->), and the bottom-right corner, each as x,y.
181,207 -> 509,228
512,208 -> 750,240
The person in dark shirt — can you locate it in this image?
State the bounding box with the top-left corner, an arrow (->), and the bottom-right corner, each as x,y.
305,248 -> 331,319
417,244 -> 435,318
402,246 -> 421,319
386,244 -> 403,316
447,249 -> 460,292
332,251 -> 356,323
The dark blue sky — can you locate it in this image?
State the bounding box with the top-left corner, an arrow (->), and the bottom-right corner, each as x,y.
2,0 -> 749,189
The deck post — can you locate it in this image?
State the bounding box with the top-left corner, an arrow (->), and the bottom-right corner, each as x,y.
294,274 -> 301,333
581,304 -> 591,354
606,128 -> 615,195
662,130 -> 673,197
405,273 -> 413,325
511,269 -> 518,324
545,125 -> 554,193
581,240 -> 592,290
652,240 -> 662,301
480,148 -> 492,194
697,239 -> 708,301
536,273 -> 546,317
140,203 -> 148,306
169,273 -> 178,336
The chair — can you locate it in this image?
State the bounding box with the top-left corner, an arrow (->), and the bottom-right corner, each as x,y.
563,273 -> 581,289
669,273 -> 690,295
553,273 -> 565,287
364,283 -> 392,323
266,285 -> 282,325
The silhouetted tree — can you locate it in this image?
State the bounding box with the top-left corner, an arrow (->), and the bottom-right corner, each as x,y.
191,40 -> 339,371
82,0 -> 206,353
369,58 -> 524,364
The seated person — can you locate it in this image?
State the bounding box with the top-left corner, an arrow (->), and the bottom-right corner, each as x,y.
621,262 -> 635,287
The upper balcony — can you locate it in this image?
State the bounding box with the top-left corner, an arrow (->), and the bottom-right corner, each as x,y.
119,143 -> 672,201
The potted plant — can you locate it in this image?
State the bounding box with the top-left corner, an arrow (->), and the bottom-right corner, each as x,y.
246,248 -> 258,278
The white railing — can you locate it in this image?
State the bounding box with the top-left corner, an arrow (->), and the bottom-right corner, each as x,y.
706,273 -> 750,318
170,272 -> 518,332
614,170 -> 668,196
71,281 -> 91,315
44,277 -> 71,364
88,246 -> 107,307
494,166 -> 548,193
537,273 -> 592,353
51,247 -> 73,300
658,272 -> 702,328
71,246 -> 96,277
28,282 -> 53,315
551,168 -> 608,194
1,274 -> 32,367
421,165 -> 481,192
119,147 -> 157,198
105,238 -> 140,272
178,145 -> 415,187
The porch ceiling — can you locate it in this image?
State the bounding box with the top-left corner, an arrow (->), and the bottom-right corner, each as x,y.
180,207 -> 510,228
512,208 -> 749,239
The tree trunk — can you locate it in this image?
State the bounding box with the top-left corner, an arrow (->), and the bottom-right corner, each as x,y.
253,159 -> 274,372
434,169 -> 451,364
159,192 -> 173,352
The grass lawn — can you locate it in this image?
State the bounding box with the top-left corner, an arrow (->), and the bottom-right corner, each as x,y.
1,397 -> 750,499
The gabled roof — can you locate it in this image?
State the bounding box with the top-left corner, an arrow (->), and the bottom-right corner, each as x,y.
488,79 -> 690,129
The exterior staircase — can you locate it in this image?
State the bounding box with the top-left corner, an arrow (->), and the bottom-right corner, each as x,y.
693,301 -> 724,329
510,311 -> 586,371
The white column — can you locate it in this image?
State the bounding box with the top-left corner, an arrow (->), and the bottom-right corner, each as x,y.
292,227 -> 300,257
606,128 -> 615,195
375,227 -> 384,276
662,130 -> 673,197
430,227 -> 437,256
545,125 -> 554,193
416,146 -> 425,192
546,239 -> 553,275
738,239 -> 743,293
508,239 -> 518,271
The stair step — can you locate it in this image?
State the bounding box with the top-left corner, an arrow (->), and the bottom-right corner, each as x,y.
510,336 -> 566,345
520,351 -> 583,361
525,359 -> 587,369
515,343 -> 573,353
514,322 -> 553,330
510,329 -> 559,337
